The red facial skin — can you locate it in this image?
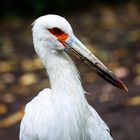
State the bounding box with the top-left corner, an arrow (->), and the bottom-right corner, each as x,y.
48,28 -> 69,48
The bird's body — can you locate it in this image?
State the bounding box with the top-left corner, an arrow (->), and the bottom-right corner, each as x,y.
20,15 -> 127,140
20,51 -> 112,140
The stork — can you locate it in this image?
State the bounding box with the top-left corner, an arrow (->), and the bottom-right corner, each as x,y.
20,14 -> 128,140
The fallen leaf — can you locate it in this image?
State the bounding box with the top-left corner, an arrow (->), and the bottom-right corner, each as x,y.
0,61 -> 16,73
2,93 -> 16,103
134,64 -> 140,74
0,104 -> 8,115
2,73 -> 15,84
0,109 -> 24,128
124,95 -> 140,106
21,57 -> 43,71
133,75 -> 140,86
19,73 -> 39,86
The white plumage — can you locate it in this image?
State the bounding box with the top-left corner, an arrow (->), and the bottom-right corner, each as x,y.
20,14 -> 127,140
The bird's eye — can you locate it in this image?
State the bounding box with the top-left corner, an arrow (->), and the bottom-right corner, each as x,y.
48,28 -> 69,43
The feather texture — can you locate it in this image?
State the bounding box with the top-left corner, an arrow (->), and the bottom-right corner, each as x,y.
20,14 -> 113,140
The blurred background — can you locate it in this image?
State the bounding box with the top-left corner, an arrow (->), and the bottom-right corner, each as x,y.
0,0 -> 140,140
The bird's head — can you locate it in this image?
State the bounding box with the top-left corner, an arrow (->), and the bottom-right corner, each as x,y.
32,14 -> 128,92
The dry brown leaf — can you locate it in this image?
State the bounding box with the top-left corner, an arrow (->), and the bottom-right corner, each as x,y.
0,109 -> 24,128
124,96 -> 140,106
21,57 -> 43,71
2,73 -> 15,84
113,48 -> 129,59
133,75 -> 140,86
11,85 -> 30,95
134,64 -> 140,75
0,61 -> 16,73
2,93 -> 16,103
19,73 -> 39,86
0,104 -> 8,115
0,83 -> 5,91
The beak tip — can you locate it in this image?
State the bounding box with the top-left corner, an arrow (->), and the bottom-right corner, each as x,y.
117,79 -> 128,92
121,85 -> 128,92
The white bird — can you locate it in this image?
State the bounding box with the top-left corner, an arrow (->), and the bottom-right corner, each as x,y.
20,14 -> 128,140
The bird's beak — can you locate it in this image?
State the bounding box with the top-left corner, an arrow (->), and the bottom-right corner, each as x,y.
64,35 -> 128,92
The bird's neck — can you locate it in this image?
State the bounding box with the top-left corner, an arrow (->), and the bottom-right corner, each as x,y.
42,50 -> 87,103
36,49 -> 89,137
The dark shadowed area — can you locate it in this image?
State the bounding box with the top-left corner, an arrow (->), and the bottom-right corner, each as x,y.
0,1 -> 140,140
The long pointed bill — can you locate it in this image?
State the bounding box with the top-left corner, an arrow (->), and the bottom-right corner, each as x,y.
64,35 -> 128,92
